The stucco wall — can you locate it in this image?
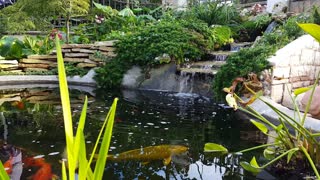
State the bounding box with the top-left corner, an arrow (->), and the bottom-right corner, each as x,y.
289,0 -> 320,13
268,35 -> 320,108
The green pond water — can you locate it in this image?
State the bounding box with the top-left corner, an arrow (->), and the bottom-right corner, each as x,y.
0,86 -> 279,179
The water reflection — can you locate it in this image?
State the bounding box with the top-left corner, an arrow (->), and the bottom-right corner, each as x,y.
0,87 -> 269,179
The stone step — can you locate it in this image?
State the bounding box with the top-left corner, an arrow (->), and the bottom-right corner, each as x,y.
186,61 -> 226,69
205,51 -> 234,61
178,68 -> 218,75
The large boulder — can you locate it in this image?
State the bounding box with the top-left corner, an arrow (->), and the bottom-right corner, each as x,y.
301,86 -> 320,119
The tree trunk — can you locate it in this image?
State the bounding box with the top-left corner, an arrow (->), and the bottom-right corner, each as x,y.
66,14 -> 71,44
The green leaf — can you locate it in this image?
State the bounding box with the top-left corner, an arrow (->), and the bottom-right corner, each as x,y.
0,160 -> 10,180
287,148 -> 299,164
240,158 -> 261,174
263,148 -> 275,160
293,86 -> 312,96
62,160 -> 67,180
250,156 -> 260,168
56,35 -> 75,180
298,23 -> 320,42
250,119 -> 268,135
93,98 -> 118,179
204,143 -> 228,153
276,124 -> 283,131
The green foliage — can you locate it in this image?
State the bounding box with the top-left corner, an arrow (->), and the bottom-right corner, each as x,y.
95,19 -> 213,89
213,46 -> 273,97
23,35 -> 54,55
187,2 -> 241,26
64,63 -> 90,77
0,36 -> 25,59
312,6 -> 320,25
211,25 -> 233,47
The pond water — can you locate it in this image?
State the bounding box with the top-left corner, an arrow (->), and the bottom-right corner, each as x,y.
0,85 -> 277,179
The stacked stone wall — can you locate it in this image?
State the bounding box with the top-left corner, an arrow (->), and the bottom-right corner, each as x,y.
268,35 -> 320,108
0,40 -> 117,74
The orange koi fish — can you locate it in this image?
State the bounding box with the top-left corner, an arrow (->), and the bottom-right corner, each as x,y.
23,157 -> 58,180
3,156 -> 13,174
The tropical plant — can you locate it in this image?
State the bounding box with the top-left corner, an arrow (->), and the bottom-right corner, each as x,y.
0,36 -> 25,59
187,2 -> 241,26
206,23 -> 320,178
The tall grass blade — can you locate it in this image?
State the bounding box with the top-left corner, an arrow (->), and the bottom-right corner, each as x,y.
73,96 -> 88,172
0,161 -> 9,180
56,35 -> 75,180
93,98 -> 118,179
79,131 -> 93,180
62,161 -> 67,180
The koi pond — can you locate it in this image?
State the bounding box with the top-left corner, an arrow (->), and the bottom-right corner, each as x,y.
0,85 -> 282,179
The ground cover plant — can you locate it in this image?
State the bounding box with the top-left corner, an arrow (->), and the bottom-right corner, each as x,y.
206,23 -> 320,179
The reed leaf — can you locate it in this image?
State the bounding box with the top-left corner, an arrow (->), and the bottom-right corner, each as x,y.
62,160 -> 67,180
56,35 -> 76,180
93,98 -> 118,179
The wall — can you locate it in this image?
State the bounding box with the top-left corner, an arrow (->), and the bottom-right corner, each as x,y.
289,0 -> 320,13
268,35 -> 320,108
0,40 -> 116,74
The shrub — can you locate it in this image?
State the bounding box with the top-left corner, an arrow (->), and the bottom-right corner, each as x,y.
95,19 -> 213,89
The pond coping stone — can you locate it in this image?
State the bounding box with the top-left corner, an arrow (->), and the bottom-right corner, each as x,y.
0,69 -> 97,87
247,96 -> 320,132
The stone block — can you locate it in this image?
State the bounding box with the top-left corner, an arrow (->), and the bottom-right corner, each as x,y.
94,40 -> 117,47
76,63 -> 97,68
289,76 -> 312,82
290,65 -> 314,78
292,81 -> 312,89
64,58 -> 86,63
271,79 -> 289,85
20,59 -> 57,65
89,55 -> 104,62
270,84 -> 284,103
0,64 -> 18,69
272,67 -> 291,79
71,48 -> 96,53
64,53 -> 89,58
19,63 -> 50,69
27,55 -> 57,60
98,47 -> 116,52
61,44 -> 93,49
107,51 -> 117,57
300,49 -> 316,65
0,60 -> 18,64
288,55 -> 301,66
23,68 -> 48,72
50,49 -> 71,54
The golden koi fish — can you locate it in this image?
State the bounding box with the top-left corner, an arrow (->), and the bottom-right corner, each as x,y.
106,145 -> 188,165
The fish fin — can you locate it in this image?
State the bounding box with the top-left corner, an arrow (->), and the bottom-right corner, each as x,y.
141,162 -> 150,165
163,156 -> 171,166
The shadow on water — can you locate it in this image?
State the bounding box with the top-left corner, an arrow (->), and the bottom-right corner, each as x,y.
0,86 -> 276,179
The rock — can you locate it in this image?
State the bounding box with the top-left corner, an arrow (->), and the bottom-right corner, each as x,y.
0,64 -> 19,69
27,55 -> 57,60
65,53 -> 89,58
98,47 -> 116,52
61,44 -> 93,49
76,63 -> 97,68
122,66 -> 143,89
64,58 -> 86,63
94,40 -> 117,47
89,55 -> 104,62
71,48 -> 96,54
50,49 -> 71,54
107,51 -> 117,57
23,68 -> 48,72
19,63 -> 50,69
20,59 -> 57,65
301,86 -> 320,119
0,60 -> 18,64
